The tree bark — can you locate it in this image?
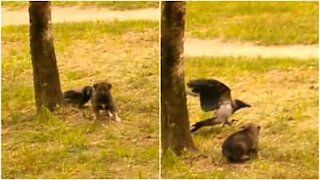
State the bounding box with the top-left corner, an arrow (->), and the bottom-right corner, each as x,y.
161,1 -> 196,155
29,1 -> 63,112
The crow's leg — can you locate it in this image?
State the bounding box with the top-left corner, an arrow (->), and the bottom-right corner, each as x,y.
223,118 -> 238,127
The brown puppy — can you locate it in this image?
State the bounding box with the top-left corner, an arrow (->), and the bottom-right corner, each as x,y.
91,81 -> 121,122
222,122 -> 260,163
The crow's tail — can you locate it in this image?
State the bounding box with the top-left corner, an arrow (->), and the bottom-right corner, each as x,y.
190,117 -> 220,133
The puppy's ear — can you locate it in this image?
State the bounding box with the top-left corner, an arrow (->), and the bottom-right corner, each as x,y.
107,83 -> 112,89
93,83 -> 98,90
257,125 -> 261,134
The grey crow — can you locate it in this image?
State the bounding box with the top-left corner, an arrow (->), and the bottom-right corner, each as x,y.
187,79 -> 250,133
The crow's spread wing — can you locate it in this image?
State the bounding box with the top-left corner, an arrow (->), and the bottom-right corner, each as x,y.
187,79 -> 232,111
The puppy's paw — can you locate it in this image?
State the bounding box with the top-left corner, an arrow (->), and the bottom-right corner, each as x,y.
115,115 -> 122,122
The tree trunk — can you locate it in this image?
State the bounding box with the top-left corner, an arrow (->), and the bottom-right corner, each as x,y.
29,1 -> 63,112
161,1 -> 196,155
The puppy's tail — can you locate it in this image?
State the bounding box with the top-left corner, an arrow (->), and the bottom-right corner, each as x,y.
190,117 -> 220,133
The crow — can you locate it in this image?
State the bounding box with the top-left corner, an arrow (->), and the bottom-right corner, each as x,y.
187,79 -> 250,133
63,86 -> 93,108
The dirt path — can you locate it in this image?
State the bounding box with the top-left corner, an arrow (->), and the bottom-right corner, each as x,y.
184,38 -> 318,59
1,7 -> 159,26
2,7 -> 318,59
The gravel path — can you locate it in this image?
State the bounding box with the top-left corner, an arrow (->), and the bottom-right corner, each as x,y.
2,7 -> 159,26
184,38 -> 318,59
3,7 -> 317,59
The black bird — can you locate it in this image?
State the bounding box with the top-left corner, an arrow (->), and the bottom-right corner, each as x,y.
63,86 -> 93,108
187,79 -> 251,133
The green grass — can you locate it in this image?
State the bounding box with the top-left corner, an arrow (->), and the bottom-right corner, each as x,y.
162,57 -> 318,178
2,20 -> 159,178
3,20 -> 157,52
2,1 -> 158,10
186,2 -> 319,45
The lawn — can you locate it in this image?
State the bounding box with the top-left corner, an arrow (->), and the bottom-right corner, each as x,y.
162,57 -> 318,178
2,20 -> 159,178
186,1 -> 319,45
2,1 -> 158,10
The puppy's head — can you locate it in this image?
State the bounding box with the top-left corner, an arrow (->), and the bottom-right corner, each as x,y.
241,122 -> 261,135
93,82 -> 112,93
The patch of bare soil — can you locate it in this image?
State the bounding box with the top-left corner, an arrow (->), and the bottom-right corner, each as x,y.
1,7 -> 159,26
184,38 -> 318,59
